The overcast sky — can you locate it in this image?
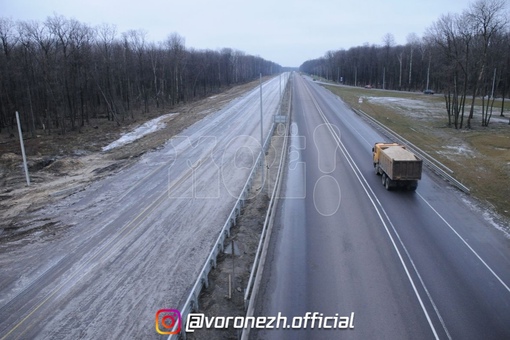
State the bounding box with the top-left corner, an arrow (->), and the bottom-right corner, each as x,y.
1,0 -> 474,67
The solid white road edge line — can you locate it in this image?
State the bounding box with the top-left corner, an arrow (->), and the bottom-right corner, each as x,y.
417,192 -> 510,294
303,79 -> 444,340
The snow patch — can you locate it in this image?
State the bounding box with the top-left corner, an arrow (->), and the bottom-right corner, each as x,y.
365,96 -> 443,118
366,96 -> 428,109
437,145 -> 475,157
482,211 -> 510,239
102,113 -> 178,151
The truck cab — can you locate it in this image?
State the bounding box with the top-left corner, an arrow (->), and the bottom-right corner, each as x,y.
372,142 -> 401,167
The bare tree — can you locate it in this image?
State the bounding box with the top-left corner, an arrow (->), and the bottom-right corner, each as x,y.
425,12 -> 473,128
166,33 -> 186,105
300,0 -> 510,130
0,14 -> 282,136
382,33 -> 395,89
407,33 -> 420,91
0,18 -> 19,134
466,0 -> 508,127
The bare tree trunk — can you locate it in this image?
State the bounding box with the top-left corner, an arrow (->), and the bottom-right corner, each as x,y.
408,47 -> 413,91
27,85 -> 36,138
500,84 -> 506,117
467,88 -> 477,129
444,92 -> 452,127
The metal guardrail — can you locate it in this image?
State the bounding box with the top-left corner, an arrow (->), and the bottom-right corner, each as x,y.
353,108 -> 470,194
168,74 -> 290,339
167,125 -> 275,340
240,77 -> 291,340
243,81 -> 292,310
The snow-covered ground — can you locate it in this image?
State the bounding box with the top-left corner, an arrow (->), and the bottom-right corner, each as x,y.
437,144 -> 476,158
365,96 -> 444,119
365,96 -> 510,124
102,113 -> 178,151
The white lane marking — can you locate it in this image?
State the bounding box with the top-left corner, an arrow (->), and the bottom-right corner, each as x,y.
313,77 -> 510,333
417,192 -> 510,293
301,77 -> 443,339
304,84 -> 373,147
313,84 -> 373,147
344,119 -> 373,147
314,82 -> 510,293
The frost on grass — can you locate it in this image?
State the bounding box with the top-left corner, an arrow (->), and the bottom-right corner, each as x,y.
365,97 -> 443,119
102,113 -> 178,151
437,145 -> 476,159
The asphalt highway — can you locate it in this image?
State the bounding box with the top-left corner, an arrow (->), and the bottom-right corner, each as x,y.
252,74 -> 510,339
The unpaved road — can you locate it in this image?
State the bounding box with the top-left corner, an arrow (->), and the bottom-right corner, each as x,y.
0,79 -> 272,237
0,74 -> 289,339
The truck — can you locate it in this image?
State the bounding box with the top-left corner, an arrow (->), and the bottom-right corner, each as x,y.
373,142 -> 422,191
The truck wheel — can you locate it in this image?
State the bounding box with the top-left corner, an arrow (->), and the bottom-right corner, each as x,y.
385,178 -> 391,190
381,173 -> 386,186
374,165 -> 380,175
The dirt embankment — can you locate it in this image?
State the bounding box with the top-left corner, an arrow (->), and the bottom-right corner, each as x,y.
0,79 -> 268,240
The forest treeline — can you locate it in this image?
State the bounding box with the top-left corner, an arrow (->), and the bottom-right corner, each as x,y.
300,0 -> 509,128
0,14 -> 281,136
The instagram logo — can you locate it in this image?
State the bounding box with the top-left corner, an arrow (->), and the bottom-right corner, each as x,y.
155,309 -> 181,335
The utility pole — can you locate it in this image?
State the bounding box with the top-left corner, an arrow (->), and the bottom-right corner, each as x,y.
259,74 -> 265,189
279,73 -> 282,113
